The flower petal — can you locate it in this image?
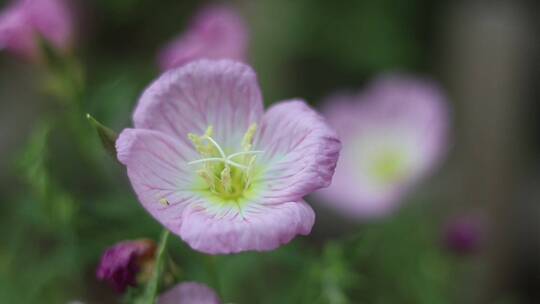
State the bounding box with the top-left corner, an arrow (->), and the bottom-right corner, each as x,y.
159,282 -> 221,304
116,128 -> 200,230
27,0 -> 73,51
0,0 -> 72,58
179,199 -> 315,254
255,100 -> 341,203
0,2 -> 34,57
133,60 -> 263,149
158,5 -> 248,70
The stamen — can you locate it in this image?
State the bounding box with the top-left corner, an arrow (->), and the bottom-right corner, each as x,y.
204,125 -> 214,137
187,124 -> 264,199
187,125 -> 215,156
197,169 -> 215,189
243,156 -> 257,191
220,166 -> 232,192
242,123 -> 257,151
188,133 -> 205,154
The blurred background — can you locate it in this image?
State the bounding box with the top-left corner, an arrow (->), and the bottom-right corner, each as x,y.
0,0 -> 539,303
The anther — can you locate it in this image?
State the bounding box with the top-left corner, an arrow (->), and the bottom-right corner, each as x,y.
241,123 -> 257,152
187,123 -> 264,197
221,166 -> 232,193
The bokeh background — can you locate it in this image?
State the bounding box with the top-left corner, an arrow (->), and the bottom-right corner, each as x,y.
1,0 -> 539,303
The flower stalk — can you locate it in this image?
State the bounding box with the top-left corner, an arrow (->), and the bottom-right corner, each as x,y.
137,229 -> 170,304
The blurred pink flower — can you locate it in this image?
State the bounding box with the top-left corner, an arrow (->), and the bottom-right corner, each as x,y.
96,239 -> 157,293
0,0 -> 73,60
159,282 -> 220,304
116,59 -> 340,254
316,75 -> 449,219
157,5 -> 248,71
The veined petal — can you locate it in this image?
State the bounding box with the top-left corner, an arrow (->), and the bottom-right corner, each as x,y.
116,129 -> 200,230
159,282 -> 221,304
179,200 -> 315,254
133,60 -> 263,149
255,100 -> 341,203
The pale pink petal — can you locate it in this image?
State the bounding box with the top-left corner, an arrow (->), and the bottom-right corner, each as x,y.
179,200 -> 315,254
159,282 -> 220,304
134,60 -> 263,149
254,100 -> 341,203
116,128 -> 201,231
158,5 -> 248,70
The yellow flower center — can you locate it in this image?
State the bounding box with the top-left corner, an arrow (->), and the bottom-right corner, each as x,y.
188,124 -> 262,201
370,150 -> 409,184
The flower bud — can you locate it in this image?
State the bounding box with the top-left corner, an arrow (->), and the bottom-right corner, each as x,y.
96,239 -> 157,293
443,216 -> 483,255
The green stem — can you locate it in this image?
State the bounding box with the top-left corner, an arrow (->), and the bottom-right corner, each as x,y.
321,242 -> 350,304
139,229 -> 170,304
204,255 -> 222,297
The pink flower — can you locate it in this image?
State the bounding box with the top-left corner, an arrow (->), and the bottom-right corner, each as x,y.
158,282 -> 220,304
157,5 -> 248,71
316,75 -> 449,219
96,239 -> 157,293
0,0 -> 73,59
116,60 -> 340,254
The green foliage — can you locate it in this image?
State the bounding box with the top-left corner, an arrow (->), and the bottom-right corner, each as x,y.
347,206 -> 454,304
16,121 -> 77,229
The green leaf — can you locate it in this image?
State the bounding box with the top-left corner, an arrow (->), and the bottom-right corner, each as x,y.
86,114 -> 119,159
136,229 -> 170,304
